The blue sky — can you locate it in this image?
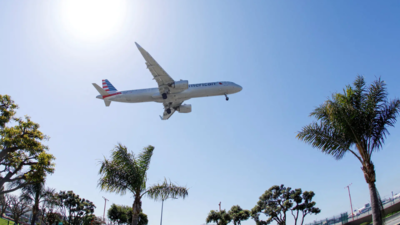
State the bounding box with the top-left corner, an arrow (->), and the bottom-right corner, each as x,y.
1,1 -> 400,224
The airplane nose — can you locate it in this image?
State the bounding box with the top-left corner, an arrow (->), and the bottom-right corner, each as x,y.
236,84 -> 243,92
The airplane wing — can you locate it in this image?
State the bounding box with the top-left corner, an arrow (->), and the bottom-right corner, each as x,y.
135,43 -> 175,94
160,100 -> 184,120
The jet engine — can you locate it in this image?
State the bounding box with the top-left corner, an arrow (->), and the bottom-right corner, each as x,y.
169,80 -> 189,91
177,104 -> 192,113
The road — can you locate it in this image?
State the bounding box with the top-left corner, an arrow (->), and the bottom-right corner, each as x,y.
385,213 -> 400,225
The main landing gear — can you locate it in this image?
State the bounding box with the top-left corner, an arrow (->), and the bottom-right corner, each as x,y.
166,108 -> 172,114
162,93 -> 168,99
224,93 -> 229,101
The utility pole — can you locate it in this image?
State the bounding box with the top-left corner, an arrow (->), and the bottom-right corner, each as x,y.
219,202 -> 221,212
345,184 -> 354,218
102,196 -> 109,224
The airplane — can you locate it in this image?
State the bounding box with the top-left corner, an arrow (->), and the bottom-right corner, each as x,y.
92,42 -> 242,120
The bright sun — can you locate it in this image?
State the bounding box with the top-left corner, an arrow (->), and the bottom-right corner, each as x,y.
60,0 -> 127,41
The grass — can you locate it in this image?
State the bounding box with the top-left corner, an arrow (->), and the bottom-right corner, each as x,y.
384,209 -> 400,219
0,217 -> 15,225
359,222 -> 371,225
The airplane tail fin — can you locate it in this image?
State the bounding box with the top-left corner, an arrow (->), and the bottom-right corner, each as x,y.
92,83 -> 112,107
102,79 -> 117,92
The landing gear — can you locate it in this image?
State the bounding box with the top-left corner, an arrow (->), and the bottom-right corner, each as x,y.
162,93 -> 168,99
224,93 -> 229,101
166,108 -> 172,114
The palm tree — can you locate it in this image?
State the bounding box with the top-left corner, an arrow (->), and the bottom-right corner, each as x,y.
297,76 -> 400,225
18,181 -> 54,225
146,178 -> 188,225
98,144 -> 189,225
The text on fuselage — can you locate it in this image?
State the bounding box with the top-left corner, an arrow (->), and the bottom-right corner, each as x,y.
189,82 -> 220,88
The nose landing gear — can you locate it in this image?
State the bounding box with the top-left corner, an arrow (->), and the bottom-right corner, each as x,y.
224,93 -> 229,101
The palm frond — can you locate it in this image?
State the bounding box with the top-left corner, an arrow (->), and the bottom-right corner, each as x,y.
371,99 -> 400,152
145,178 -> 188,201
19,192 -> 33,203
297,122 -> 352,160
366,78 -> 387,113
98,159 -> 130,195
352,75 -> 366,111
98,144 -> 147,196
136,145 -> 155,176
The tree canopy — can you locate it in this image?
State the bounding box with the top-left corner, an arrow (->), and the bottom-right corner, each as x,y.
55,190 -> 96,225
0,95 -> 55,194
251,185 -> 320,225
228,205 -> 250,225
206,209 -> 231,225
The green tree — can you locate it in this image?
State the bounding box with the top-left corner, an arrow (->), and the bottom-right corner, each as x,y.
297,76 -> 400,225
108,204 -> 127,225
251,185 -> 293,225
72,198 -> 95,225
0,95 -> 55,194
56,190 -> 96,225
98,144 -> 188,225
228,205 -> 250,225
107,203 -> 120,224
290,190 -> 321,225
206,210 -> 231,225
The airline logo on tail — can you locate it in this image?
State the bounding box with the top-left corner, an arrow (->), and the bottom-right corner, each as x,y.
102,79 -> 117,92
93,79 -> 120,107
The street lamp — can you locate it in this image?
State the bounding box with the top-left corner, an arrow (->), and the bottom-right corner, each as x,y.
160,196 -> 178,225
345,184 -> 354,219
102,196 -> 109,224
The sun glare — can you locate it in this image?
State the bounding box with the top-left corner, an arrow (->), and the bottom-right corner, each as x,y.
60,0 -> 127,41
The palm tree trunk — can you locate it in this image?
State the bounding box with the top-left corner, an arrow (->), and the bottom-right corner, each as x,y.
131,196 -> 142,225
362,161 -> 382,225
368,181 -> 382,225
31,198 -> 39,225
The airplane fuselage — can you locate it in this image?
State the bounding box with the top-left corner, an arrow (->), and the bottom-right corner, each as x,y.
96,81 -> 242,103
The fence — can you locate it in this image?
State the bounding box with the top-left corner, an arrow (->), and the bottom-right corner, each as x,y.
306,212 -> 349,225
306,190 -> 400,225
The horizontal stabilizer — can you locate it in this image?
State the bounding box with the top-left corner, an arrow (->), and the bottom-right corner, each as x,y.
92,83 -> 109,96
